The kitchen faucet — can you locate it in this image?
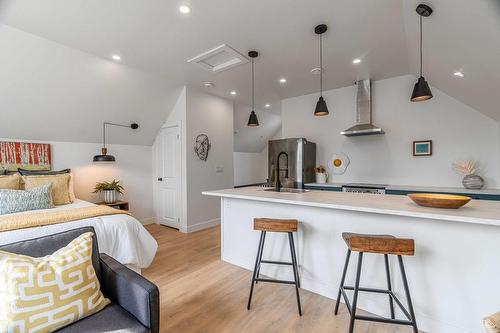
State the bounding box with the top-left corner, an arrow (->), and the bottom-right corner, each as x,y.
275,151 -> 289,192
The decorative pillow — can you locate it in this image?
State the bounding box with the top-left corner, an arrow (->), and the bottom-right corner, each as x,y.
0,173 -> 21,190
0,232 -> 110,333
22,174 -> 72,205
18,169 -> 76,202
0,184 -> 53,215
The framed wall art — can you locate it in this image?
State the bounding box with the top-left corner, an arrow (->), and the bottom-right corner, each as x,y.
413,140 -> 432,156
0,141 -> 51,172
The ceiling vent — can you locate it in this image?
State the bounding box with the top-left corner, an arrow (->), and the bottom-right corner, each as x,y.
187,44 -> 249,73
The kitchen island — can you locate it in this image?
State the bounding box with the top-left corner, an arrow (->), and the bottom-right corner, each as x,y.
203,187 -> 500,333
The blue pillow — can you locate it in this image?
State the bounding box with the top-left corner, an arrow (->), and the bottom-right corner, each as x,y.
0,184 -> 53,215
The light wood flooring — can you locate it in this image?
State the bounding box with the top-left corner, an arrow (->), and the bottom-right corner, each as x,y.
143,224 -> 418,333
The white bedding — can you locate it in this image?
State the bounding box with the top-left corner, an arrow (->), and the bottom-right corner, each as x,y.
0,200 -> 158,270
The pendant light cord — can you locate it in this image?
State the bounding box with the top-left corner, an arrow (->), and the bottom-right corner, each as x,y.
419,14 -> 423,77
103,123 -> 106,148
319,33 -> 323,96
251,58 -> 255,111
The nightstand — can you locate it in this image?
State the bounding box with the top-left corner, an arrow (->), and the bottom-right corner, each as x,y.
98,200 -> 129,211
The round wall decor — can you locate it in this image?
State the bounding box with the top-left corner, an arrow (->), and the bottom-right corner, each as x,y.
328,153 -> 350,174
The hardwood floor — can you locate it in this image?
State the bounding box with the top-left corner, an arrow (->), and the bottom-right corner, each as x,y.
143,224 -> 417,333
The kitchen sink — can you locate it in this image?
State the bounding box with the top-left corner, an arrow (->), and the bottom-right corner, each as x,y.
263,188 -> 309,193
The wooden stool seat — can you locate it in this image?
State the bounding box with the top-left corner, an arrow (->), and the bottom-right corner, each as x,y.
342,232 -> 415,256
254,218 -> 298,232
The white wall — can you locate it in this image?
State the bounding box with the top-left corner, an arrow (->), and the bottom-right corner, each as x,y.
282,75 -> 500,188
185,88 -> 234,232
233,151 -> 267,186
1,138 -> 154,224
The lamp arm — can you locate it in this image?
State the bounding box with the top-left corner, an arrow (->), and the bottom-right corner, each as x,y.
102,122 -> 139,149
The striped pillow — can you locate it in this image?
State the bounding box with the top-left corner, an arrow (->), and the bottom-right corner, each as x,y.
0,184 -> 53,215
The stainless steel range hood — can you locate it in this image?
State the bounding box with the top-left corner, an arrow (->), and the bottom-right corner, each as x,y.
340,80 -> 384,137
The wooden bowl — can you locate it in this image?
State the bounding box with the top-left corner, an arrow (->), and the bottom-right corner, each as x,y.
407,193 -> 471,209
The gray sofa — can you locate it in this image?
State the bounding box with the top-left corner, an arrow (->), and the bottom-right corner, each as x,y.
0,227 -> 160,333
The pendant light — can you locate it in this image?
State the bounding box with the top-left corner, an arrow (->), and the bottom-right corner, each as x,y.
314,24 -> 329,116
247,51 -> 259,126
93,122 -> 139,162
411,4 -> 433,102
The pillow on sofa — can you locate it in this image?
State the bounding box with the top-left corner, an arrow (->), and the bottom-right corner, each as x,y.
0,232 -> 110,333
22,174 -> 72,205
0,183 -> 53,214
18,169 -> 76,202
0,173 -> 21,190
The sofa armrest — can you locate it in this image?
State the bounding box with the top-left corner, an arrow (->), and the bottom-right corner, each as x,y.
100,253 -> 159,333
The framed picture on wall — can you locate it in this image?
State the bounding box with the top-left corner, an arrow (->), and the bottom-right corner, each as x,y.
413,140 -> 432,156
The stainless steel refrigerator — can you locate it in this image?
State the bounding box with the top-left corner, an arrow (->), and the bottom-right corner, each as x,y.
268,138 -> 316,189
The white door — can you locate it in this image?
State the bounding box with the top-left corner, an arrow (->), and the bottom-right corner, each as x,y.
157,125 -> 181,228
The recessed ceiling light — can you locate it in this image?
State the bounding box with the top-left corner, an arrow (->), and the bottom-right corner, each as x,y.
279,78 -> 287,83
352,58 -> 361,64
230,91 -> 237,95
203,81 -> 214,88
265,104 -> 271,108
111,54 -> 121,61
179,5 -> 191,14
454,71 -> 464,77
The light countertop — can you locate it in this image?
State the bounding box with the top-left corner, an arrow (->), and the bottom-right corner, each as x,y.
305,182 -> 500,195
203,187 -> 500,227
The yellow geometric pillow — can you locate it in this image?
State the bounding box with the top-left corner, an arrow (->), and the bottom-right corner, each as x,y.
22,174 -> 72,205
0,232 -> 110,333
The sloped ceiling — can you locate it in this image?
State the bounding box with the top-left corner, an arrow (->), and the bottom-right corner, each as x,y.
234,104 -> 281,153
0,0 -> 498,145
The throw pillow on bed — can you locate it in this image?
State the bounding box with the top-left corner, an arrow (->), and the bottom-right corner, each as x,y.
18,169 -> 76,202
0,173 -> 21,190
0,184 -> 53,214
0,232 -> 110,333
22,174 -> 72,205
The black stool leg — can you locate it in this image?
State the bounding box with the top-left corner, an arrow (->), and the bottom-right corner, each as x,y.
384,254 -> 395,319
288,232 -> 301,288
348,252 -> 363,333
398,255 -> 419,333
247,231 -> 266,310
334,249 -> 351,315
288,232 -> 302,316
255,232 -> 266,284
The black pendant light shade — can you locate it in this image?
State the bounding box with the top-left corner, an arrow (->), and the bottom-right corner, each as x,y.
314,24 -> 329,116
247,51 -> 259,126
93,122 -> 139,162
411,4 -> 433,102
411,76 -> 433,102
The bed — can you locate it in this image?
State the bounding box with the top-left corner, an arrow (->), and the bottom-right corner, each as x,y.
0,199 -> 158,272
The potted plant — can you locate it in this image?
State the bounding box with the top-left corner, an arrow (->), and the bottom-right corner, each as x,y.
93,180 -> 124,204
314,165 -> 328,184
453,160 -> 485,190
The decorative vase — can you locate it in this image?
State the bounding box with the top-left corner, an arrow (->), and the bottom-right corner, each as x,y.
462,174 -> 484,190
103,190 -> 117,204
316,172 -> 328,184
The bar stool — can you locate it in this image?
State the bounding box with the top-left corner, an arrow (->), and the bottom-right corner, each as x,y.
247,218 -> 302,315
334,232 -> 418,333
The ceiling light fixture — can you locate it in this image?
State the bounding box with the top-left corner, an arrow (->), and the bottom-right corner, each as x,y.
179,5 -> 191,14
203,81 -> 214,88
111,54 -> 121,61
411,4 -> 433,102
454,71 -> 464,77
279,78 -> 287,83
265,104 -> 271,108
247,51 -> 259,127
352,58 -> 361,64
93,122 -> 139,162
314,24 -> 329,116
230,91 -> 237,95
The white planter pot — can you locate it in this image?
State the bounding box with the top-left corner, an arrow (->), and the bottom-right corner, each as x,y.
103,190 -> 117,204
315,173 -> 328,184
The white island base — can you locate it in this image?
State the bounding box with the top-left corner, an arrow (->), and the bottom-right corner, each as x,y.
204,187 -> 500,333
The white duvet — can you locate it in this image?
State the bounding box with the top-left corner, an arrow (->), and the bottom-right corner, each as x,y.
0,200 -> 158,270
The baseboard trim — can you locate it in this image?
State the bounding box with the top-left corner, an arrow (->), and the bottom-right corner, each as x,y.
139,217 -> 157,225
180,218 -> 220,233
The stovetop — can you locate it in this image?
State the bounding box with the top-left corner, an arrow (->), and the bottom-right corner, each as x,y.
342,183 -> 388,189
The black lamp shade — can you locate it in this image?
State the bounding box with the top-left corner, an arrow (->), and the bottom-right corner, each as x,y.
411,76 -> 433,102
93,154 -> 115,162
247,110 -> 259,126
314,96 -> 329,116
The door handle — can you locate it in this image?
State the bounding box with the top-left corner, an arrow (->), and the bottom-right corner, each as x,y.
157,177 -> 163,181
